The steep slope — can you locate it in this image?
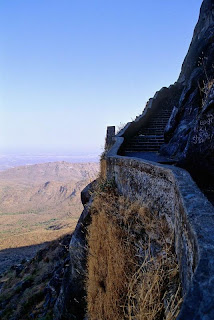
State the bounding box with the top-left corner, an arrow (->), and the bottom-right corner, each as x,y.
160,0 -> 214,186
0,234 -> 71,320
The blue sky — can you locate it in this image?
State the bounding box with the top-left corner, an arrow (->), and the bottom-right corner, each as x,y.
0,0 -> 202,155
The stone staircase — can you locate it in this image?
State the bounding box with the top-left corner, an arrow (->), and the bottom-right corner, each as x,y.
123,105 -> 173,153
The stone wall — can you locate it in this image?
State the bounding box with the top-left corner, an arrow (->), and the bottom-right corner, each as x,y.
103,153 -> 214,319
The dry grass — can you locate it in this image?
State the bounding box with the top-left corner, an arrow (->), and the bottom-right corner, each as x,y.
198,56 -> 214,104
87,208 -> 131,320
86,180 -> 182,320
100,159 -> 107,179
126,245 -> 182,320
199,79 -> 214,107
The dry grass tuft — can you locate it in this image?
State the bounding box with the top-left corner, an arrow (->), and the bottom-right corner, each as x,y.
126,245 -> 182,320
86,179 -> 182,320
87,207 -> 132,320
200,79 -> 214,106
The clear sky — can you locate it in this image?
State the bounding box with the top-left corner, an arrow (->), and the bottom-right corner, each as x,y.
0,0 -> 202,155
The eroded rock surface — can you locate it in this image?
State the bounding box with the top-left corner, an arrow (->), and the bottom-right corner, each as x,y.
54,183 -> 94,320
160,0 -> 214,184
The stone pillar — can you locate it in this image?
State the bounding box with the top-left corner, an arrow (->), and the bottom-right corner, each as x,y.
105,126 -> 115,151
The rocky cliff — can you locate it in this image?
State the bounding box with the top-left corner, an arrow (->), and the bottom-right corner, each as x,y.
161,0 -> 214,186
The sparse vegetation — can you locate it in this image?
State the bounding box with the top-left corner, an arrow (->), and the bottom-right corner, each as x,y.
199,78 -> 214,108
0,234 -> 71,320
198,56 -> 214,107
86,179 -> 182,320
116,122 -> 127,135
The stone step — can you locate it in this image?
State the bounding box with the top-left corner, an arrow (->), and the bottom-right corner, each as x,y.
146,121 -> 169,124
155,114 -> 171,117
125,147 -> 161,151
140,129 -> 165,132
148,116 -> 170,118
140,127 -> 165,129
127,137 -> 164,142
152,114 -> 171,117
125,145 -> 161,148
127,142 -> 163,146
140,127 -> 166,130
146,122 -> 168,124
149,121 -> 169,123
126,142 -> 163,146
145,122 -> 168,125
128,140 -> 164,144
131,135 -> 164,139
155,111 -> 172,114
140,133 -> 165,135
126,145 -> 163,149
126,146 -> 162,150
126,142 -> 163,147
139,131 -> 165,134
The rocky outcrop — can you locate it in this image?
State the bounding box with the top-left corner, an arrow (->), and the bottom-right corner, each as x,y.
54,183 -> 94,320
160,0 -> 214,184
0,235 -> 72,320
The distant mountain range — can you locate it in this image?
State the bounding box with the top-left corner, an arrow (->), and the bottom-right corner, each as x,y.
0,153 -> 99,171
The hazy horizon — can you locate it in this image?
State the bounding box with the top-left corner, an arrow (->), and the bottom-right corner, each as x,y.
0,151 -> 100,172
0,148 -> 101,157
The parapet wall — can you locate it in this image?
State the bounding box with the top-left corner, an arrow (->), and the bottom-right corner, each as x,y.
103,152 -> 214,319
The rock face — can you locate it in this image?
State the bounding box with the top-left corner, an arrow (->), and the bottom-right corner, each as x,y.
160,0 -> 214,184
53,183 -> 94,320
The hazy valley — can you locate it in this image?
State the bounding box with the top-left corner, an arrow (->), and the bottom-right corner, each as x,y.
0,161 -> 99,273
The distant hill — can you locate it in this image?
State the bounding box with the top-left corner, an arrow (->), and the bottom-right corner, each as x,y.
0,153 -> 99,171
0,161 -> 99,273
0,161 -> 98,213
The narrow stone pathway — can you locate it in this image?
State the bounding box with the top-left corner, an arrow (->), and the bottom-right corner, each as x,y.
119,103 -> 214,207
122,151 -> 175,164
